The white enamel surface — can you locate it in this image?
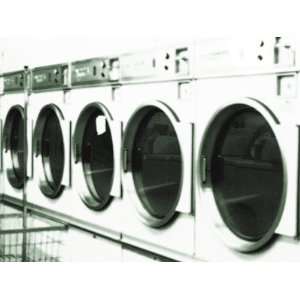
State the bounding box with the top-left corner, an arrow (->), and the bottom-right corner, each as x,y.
119,82 -> 196,257
48,86 -> 123,239
109,120 -> 122,198
194,74 -> 300,260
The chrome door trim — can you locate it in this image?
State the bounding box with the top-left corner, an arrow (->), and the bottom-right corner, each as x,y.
197,97 -> 291,253
72,102 -> 121,211
122,100 -> 193,228
33,104 -> 66,199
3,105 -> 26,189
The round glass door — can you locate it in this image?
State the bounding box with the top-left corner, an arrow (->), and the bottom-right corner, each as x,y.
130,107 -> 183,224
209,106 -> 284,242
4,106 -> 25,189
37,107 -> 65,198
74,104 -> 114,210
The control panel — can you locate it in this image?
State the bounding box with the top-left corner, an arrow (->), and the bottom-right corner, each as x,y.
71,57 -> 120,86
119,47 -> 190,81
3,71 -> 26,93
31,64 -> 68,91
195,37 -> 297,75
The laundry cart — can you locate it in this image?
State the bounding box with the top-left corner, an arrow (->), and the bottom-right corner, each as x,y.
0,203 -> 68,262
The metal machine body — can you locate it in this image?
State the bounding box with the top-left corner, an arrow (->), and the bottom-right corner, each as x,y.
62,57 -> 123,240
194,38 -> 300,261
0,70 -> 27,202
25,64 -> 73,225
119,45 -> 197,260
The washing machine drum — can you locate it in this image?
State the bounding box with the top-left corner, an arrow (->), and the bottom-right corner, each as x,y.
35,106 -> 65,198
205,104 -> 284,243
73,104 -> 114,210
3,106 -> 25,189
125,106 -> 183,227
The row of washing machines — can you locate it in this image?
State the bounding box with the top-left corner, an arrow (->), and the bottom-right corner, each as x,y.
1,37 -> 300,261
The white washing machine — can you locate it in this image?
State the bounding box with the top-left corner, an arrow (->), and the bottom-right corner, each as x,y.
26,64 -> 72,218
0,70 -> 27,203
194,38 -> 300,261
119,46 -> 197,260
60,57 -> 123,240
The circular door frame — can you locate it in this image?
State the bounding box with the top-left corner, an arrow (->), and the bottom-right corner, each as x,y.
3,105 -> 26,190
73,102 -> 117,211
33,104 -> 66,199
123,100 -> 189,228
198,97 -> 288,253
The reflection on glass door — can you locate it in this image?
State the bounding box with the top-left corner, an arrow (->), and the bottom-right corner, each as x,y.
40,109 -> 65,197
4,107 -> 25,189
210,108 -> 284,241
80,109 -> 114,208
132,108 -> 182,220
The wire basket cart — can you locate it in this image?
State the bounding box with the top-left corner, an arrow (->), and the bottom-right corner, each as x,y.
0,203 -> 68,262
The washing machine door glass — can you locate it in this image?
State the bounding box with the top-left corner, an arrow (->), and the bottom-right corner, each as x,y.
132,108 -> 182,220
41,110 -> 65,193
4,106 -> 25,189
81,109 -> 114,208
211,107 -> 284,241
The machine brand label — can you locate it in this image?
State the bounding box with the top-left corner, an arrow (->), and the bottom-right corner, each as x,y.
198,50 -> 231,63
34,73 -> 47,83
75,67 -> 90,78
4,77 -> 14,86
120,53 -> 156,79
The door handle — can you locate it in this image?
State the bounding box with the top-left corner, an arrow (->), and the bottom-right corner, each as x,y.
74,143 -> 80,163
43,140 -> 50,157
201,156 -> 207,183
123,148 -> 128,172
35,140 -> 41,157
4,136 -> 9,153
